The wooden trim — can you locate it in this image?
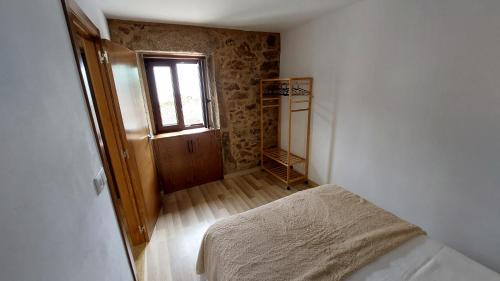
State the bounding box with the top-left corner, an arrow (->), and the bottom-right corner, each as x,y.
291,108 -> 309,113
262,105 -> 280,108
61,0 -> 99,37
152,127 -> 211,139
304,78 -> 313,180
146,55 -> 206,60
170,62 -> 186,129
261,78 -> 291,82
199,58 -> 210,127
287,80 -> 292,185
260,80 -> 264,171
139,50 -> 205,59
290,77 -> 314,81
277,90 -> 282,152
136,53 -> 156,136
61,0 -> 137,279
144,59 -> 175,132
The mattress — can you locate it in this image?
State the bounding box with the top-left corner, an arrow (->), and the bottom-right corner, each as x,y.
199,237 -> 500,281
347,235 -> 500,281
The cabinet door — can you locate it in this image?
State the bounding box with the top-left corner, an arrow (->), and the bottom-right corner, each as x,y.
154,136 -> 194,192
191,130 -> 223,185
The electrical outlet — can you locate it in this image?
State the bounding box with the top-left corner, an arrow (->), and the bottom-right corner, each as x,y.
93,168 -> 106,195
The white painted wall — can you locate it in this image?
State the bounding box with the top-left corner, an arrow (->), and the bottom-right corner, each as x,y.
0,0 -> 132,280
281,0 -> 500,271
75,0 -> 110,39
280,16 -> 338,181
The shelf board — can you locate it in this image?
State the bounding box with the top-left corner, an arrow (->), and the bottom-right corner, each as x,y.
263,165 -> 306,184
261,77 -> 313,82
263,148 -> 305,166
262,96 -> 281,101
262,105 -> 280,108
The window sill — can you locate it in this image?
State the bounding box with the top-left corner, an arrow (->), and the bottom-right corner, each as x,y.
152,127 -> 211,140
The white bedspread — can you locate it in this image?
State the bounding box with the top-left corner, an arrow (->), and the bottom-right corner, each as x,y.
348,236 -> 500,281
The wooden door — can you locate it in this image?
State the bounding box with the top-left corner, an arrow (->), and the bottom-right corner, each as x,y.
191,130 -> 223,184
103,40 -> 161,241
72,35 -> 144,246
154,135 -> 194,192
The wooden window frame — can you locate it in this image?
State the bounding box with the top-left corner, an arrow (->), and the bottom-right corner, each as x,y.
144,56 -> 209,134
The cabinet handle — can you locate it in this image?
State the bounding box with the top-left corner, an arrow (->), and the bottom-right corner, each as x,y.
187,140 -> 191,153
190,140 -> 194,153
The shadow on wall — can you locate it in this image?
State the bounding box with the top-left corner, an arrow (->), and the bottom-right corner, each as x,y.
313,99 -> 337,184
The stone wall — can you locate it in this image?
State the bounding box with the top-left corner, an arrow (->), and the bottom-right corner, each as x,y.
108,20 -> 280,173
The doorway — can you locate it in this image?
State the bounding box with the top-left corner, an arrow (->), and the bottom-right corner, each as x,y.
61,0 -> 162,280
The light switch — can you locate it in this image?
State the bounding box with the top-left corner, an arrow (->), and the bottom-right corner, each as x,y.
93,168 -> 106,195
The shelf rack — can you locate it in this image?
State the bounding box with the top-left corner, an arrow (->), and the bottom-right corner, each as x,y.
260,77 -> 313,189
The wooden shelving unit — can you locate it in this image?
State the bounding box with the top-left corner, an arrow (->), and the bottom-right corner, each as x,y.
263,148 -> 305,166
260,77 -> 313,189
263,165 -> 305,184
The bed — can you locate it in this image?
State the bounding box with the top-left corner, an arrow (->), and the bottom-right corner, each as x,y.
196,184 -> 500,281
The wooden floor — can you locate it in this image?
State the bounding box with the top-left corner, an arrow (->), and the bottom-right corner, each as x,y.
132,169 -> 314,281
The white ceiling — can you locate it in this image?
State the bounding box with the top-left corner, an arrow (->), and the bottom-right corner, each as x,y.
99,0 -> 359,32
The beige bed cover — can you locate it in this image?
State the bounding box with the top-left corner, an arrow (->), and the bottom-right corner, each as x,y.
197,185 -> 425,281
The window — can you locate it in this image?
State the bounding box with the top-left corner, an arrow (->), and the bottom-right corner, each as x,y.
144,57 -> 209,133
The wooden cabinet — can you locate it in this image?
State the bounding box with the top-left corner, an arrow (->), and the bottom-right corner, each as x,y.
153,128 -> 223,193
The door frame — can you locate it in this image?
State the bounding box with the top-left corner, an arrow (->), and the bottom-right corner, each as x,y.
60,0 -> 139,279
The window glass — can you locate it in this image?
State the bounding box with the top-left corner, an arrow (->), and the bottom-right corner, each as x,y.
176,62 -> 204,126
153,66 -> 178,126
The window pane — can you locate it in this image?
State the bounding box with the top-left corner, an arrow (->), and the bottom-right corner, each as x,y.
176,63 -> 204,126
153,66 -> 178,126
